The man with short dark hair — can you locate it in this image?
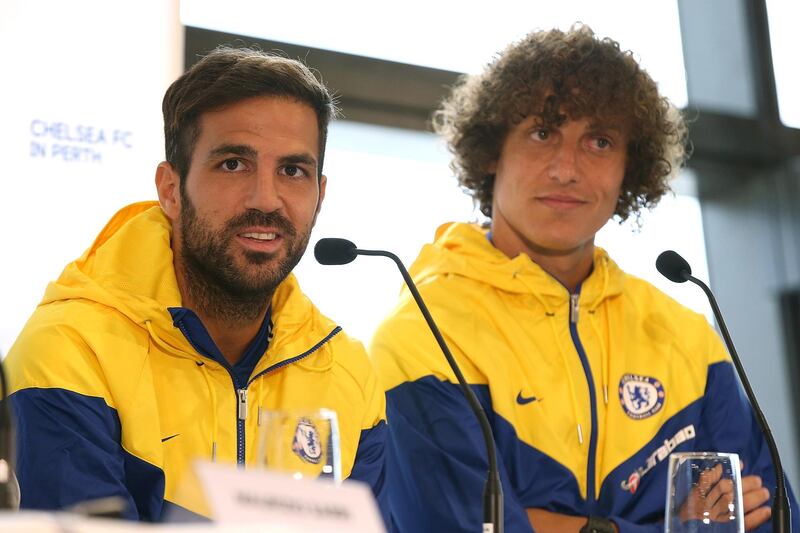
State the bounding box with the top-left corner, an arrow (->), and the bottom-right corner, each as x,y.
370,26 -> 798,532
6,47 -> 387,522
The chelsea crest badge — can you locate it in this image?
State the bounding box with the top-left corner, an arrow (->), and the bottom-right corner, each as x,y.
618,374 -> 665,420
292,417 -> 323,464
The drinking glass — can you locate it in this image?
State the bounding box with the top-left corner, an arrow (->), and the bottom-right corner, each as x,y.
665,452 -> 744,532
257,408 -> 341,482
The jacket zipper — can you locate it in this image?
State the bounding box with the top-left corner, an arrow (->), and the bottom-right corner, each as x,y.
569,289 -> 599,509
235,386 -> 247,465
238,388 -> 248,420
234,326 -> 344,466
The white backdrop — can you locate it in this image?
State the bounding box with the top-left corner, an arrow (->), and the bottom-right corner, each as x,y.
0,0 -> 182,354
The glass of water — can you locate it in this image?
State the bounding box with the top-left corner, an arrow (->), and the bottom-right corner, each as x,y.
665,452 -> 744,532
256,408 -> 341,482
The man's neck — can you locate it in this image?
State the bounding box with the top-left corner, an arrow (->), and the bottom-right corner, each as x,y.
490,227 -> 595,294
174,255 -> 272,366
524,248 -> 594,294
194,306 -> 269,366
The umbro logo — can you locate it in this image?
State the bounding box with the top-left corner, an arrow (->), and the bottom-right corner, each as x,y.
516,392 -> 540,405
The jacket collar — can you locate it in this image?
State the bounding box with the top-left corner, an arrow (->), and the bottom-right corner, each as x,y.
43,202 -> 337,372
411,222 -> 624,308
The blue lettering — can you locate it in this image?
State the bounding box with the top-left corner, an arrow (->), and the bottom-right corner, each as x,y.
30,120 -> 47,137
50,144 -> 102,163
30,141 -> 47,158
112,130 -> 132,148
45,122 -> 69,141
31,121 -> 111,144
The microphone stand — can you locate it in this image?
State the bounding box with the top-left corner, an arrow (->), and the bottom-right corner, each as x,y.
354,247 -> 504,533
681,271 -> 790,533
658,248 -> 791,532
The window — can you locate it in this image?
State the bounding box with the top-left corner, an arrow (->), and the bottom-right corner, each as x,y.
766,0 -> 800,127
181,0 -> 688,106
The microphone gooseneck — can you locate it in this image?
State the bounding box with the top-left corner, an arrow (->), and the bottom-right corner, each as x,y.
656,250 -> 790,533
315,237 -> 504,533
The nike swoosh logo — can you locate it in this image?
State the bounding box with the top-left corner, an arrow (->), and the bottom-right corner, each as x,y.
161,433 -> 180,443
516,392 -> 539,405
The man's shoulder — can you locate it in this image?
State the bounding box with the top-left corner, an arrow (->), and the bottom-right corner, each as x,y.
6,298 -> 146,395
617,272 -> 726,364
326,327 -> 371,376
619,273 -> 710,326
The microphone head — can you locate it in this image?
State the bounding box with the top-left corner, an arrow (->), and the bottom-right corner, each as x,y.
656,250 -> 692,283
314,238 -> 358,265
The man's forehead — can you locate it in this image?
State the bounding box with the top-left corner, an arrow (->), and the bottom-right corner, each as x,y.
526,112 -> 628,132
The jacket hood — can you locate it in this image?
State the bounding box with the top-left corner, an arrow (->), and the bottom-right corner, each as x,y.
409,222 -> 625,309
41,202 -> 337,369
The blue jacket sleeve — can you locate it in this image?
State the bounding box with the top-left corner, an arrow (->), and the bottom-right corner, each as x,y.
608,516 -> 664,533
349,420 -> 391,528
386,376 -> 534,533
696,361 -> 800,533
11,387 -> 141,519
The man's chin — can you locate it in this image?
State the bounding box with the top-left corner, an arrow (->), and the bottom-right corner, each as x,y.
228,260 -> 297,291
241,249 -> 281,265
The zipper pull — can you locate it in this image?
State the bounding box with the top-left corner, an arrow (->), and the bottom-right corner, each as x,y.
237,388 -> 248,421
570,294 -> 580,323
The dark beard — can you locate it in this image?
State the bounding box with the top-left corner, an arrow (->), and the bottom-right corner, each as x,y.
177,189 -> 310,324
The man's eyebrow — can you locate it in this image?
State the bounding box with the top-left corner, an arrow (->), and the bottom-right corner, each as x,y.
205,144 -> 258,161
588,122 -> 626,135
278,153 -> 317,168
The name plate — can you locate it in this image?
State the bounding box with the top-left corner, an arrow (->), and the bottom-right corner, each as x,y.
195,461 -> 386,533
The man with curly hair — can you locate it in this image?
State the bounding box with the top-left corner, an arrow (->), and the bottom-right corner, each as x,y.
371,26 -> 797,532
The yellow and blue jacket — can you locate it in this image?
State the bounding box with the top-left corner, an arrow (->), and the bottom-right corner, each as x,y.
6,202 -> 388,522
370,222 -> 797,533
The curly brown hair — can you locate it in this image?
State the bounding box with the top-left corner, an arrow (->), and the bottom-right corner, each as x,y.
433,25 -> 688,221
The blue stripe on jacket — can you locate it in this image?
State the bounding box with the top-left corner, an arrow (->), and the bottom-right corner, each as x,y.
385,362 -> 800,533
12,386 -> 391,526
350,419 -> 391,528
10,387 -> 165,521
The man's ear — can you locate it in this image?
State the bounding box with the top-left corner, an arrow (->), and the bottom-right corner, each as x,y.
155,161 -> 181,220
316,174 -> 327,215
486,160 -> 498,175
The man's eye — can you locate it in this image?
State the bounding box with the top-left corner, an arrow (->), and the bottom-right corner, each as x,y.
221,159 -> 243,171
595,137 -> 612,149
282,165 -> 307,178
533,128 -> 550,141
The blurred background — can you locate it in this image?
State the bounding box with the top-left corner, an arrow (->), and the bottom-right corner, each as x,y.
1,0 -> 798,488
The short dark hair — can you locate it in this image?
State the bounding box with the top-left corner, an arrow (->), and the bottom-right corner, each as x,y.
162,46 -> 337,182
434,25 -> 688,221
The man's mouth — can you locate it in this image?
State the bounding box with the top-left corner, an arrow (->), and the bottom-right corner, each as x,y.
240,232 -> 277,241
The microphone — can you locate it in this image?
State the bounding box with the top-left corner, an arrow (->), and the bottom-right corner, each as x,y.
314,238 -> 357,265
314,238 -> 504,533
656,250 -> 790,532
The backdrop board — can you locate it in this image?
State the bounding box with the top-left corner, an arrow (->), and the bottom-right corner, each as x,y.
0,0 -> 183,355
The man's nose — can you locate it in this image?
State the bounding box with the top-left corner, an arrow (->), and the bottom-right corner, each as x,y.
244,171 -> 284,213
547,142 -> 580,184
